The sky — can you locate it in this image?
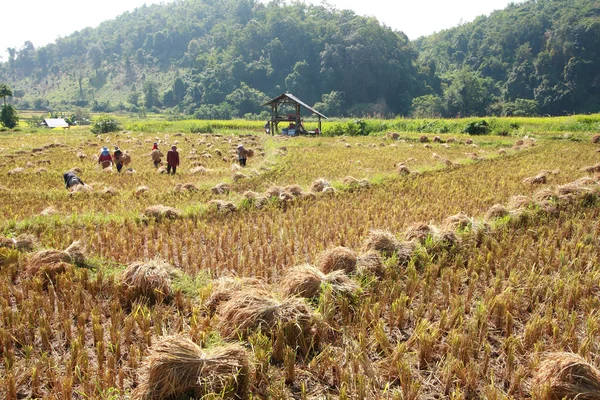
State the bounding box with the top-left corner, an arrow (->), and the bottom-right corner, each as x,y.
1,0 -> 525,61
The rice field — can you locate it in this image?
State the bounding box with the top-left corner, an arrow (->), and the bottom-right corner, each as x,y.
2,124 -> 600,399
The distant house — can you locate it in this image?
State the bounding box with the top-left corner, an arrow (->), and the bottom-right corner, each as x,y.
43,118 -> 69,128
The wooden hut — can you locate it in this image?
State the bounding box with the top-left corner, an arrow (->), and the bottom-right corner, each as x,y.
263,93 -> 327,136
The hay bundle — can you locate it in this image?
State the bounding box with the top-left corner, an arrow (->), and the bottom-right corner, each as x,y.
534,188 -> 557,202
68,167 -> 82,174
558,182 -> 591,197
285,184 -> 304,197
592,134 -> 600,144
343,176 -> 360,187
77,152 -> 87,160
405,223 -> 438,243
191,166 -> 210,175
157,166 -> 168,174
102,187 -> 118,196
7,167 -> 24,175
317,246 -> 357,274
135,186 -> 149,196
210,200 -> 237,213
65,241 -> 86,265
120,258 -> 174,303
508,195 -> 534,211
310,178 -> 330,193
233,171 -> 247,181
217,290 -> 314,354
281,264 -> 358,298
243,191 -> 268,209
100,160 -> 112,170
465,139 -> 474,145
0,234 -> 37,252
387,132 -> 400,140
485,204 -> 509,220
419,136 -> 429,143
175,183 -> 198,192
122,152 -> 132,166
24,261 -> 72,283
573,177 -> 596,187
35,168 -> 47,174
466,152 -> 480,160
70,184 -> 93,194
583,164 -> 600,174
144,205 -> 182,220
356,251 -> 385,278
531,352 -> 600,400
244,148 -> 255,158
212,182 -> 230,195
205,276 -> 268,315
266,186 -> 284,198
524,172 -> 548,185
397,163 -> 411,176
443,212 -> 471,230
30,249 -> 71,266
362,230 -> 401,257
214,149 -> 223,157
134,335 -> 248,400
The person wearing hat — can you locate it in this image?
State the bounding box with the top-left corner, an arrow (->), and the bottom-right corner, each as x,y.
98,147 -> 113,169
152,142 -> 158,151
166,145 -> 180,175
113,146 -> 124,173
237,144 -> 247,167
151,144 -> 163,168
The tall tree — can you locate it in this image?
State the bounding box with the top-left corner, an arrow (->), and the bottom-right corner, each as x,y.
0,84 -> 12,106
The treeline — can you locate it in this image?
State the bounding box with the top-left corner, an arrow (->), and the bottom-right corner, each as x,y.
0,0 -> 598,118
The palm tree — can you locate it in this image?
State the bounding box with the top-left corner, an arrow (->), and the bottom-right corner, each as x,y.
0,84 -> 13,106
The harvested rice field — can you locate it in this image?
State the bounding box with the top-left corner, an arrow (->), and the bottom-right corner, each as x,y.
2,126 -> 600,399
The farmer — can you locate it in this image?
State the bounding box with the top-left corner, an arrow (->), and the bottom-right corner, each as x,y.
166,145 -> 180,175
152,142 -> 158,151
151,146 -> 163,168
237,144 -> 247,167
113,146 -> 124,173
63,171 -> 85,189
98,147 -> 113,169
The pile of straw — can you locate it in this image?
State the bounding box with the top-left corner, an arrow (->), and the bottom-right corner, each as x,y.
0,234 -> 37,252
397,163 -> 411,176
443,212 -> 471,230
356,251 -> 385,277
485,204 -> 510,220
405,223 -> 437,244
120,258 -> 175,304
524,172 -> 548,185
7,167 -> 24,175
212,182 -> 230,195
209,200 -> 237,213
387,132 -> 400,140
285,184 -> 304,197
40,207 -> 58,216
419,136 -> 429,143
317,246 -> 357,274
205,276 -> 268,315
281,264 -> 358,298
29,240 -> 86,266
191,166 -> 210,175
233,171 -> 247,181
135,186 -> 149,197
531,352 -> 600,400
310,178 -> 330,193
362,230 -> 401,257
592,134 -> 600,144
122,153 -> 132,165
134,335 -> 248,400
144,205 -> 182,220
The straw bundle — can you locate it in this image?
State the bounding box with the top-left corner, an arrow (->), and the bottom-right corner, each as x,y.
102,187 -> 118,196
397,163 -> 411,176
534,188 -> 557,202
524,172 -> 548,185
205,276 -> 268,315
144,205 -> 182,220
485,204 -> 510,220
281,264 -> 359,298
356,251 -> 385,278
387,132 -> 400,140
65,241 -> 87,265
317,246 -> 357,274
558,182 -> 591,197
41,206 -> 59,216
531,352 -> 600,400
134,335 -> 248,400
266,186 -> 284,198
135,186 -> 149,196
233,171 -> 247,181
209,200 -> 237,213
508,195 -> 534,211
419,136 -> 429,143
29,249 -> 71,266
443,212 -> 471,230
7,167 -> 24,175
0,234 -> 37,252
405,223 -> 438,244
592,134 -> 600,144
211,182 -> 230,195
120,258 -> 174,304
285,184 -> 304,197
362,230 -> 401,257
122,152 -> 132,165
191,166 -> 209,175
310,178 -> 330,193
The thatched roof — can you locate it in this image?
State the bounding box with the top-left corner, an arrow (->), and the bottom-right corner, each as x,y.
263,93 -> 328,119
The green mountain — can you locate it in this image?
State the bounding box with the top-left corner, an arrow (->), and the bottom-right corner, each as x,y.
1,0 -> 599,118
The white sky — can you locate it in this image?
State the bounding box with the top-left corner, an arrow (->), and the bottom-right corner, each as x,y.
1,0 -> 524,61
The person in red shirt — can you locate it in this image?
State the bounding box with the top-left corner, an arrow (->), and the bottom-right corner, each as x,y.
98,147 -> 113,169
166,145 -> 180,175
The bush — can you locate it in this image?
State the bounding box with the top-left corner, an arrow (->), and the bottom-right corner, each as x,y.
189,123 -> 213,134
463,120 -> 490,135
90,115 -> 120,134
0,104 -> 19,129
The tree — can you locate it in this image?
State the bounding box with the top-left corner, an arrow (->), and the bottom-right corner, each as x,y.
1,104 -> 19,129
0,84 -> 13,106
410,95 -> 444,118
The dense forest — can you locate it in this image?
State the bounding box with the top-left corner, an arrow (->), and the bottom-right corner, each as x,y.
0,0 -> 599,118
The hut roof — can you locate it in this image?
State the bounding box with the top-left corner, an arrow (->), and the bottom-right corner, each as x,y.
263,93 -> 328,119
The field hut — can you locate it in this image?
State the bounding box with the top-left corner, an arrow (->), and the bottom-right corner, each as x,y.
43,118 -> 69,129
263,93 -> 327,136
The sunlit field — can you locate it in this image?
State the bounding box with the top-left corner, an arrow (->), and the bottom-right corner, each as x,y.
2,122 -> 600,399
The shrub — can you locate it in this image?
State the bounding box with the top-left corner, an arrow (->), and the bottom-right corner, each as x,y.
463,120 -> 490,135
90,115 -> 120,134
0,104 -> 19,129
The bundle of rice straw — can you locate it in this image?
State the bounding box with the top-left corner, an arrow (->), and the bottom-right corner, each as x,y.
120,258 -> 175,304
102,187 -> 118,196
443,212 -> 471,230
29,249 -> 72,266
0,234 -> 37,252
508,195 -> 534,211
205,276 -> 268,315
7,167 -> 24,175
133,335 -> 248,400
397,163 -> 411,176
144,205 -> 182,220
157,166 -> 167,174
285,184 -> 304,197
583,164 -> 600,174
24,261 -> 72,284
122,152 -> 132,166
317,246 -> 357,274
362,230 -> 401,257
209,200 -> 237,213
343,176 -> 360,187
405,223 -> 438,244
40,206 -> 59,216
433,136 -> 443,143
70,184 -> 93,194
266,186 -> 284,198
281,264 -> 358,298
485,204 -> 510,220
244,148 -> 255,158
233,171 -> 247,181
211,182 -> 230,195
310,178 -> 330,193
419,136 -> 429,143
558,182 -> 591,197
243,191 -> 268,209
531,352 -> 600,400
175,183 -> 198,192
592,134 -> 600,144
218,290 -> 315,356
191,166 -> 209,175
387,132 -> 400,140
35,168 -> 47,174
534,188 -> 557,202
214,148 -> 223,157
65,240 -> 87,265
135,186 -> 149,196
523,172 -> 548,185
356,251 -> 385,278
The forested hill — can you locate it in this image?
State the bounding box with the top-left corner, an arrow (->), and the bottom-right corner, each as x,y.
1,0 -> 599,118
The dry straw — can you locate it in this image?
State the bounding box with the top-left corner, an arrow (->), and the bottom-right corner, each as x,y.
205,276 -> 268,315
362,230 -> 401,257
356,251 -> 385,278
280,264 -> 358,298
317,246 -> 357,274
120,258 -> 175,304
144,205 -> 182,220
443,212 -> 471,230
485,204 -> 510,220
310,178 -> 330,193
405,223 -> 438,244
0,234 -> 37,252
210,200 -> 237,213
212,182 -> 230,195
531,352 -> 600,400
523,172 -> 548,185
134,335 -> 249,400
